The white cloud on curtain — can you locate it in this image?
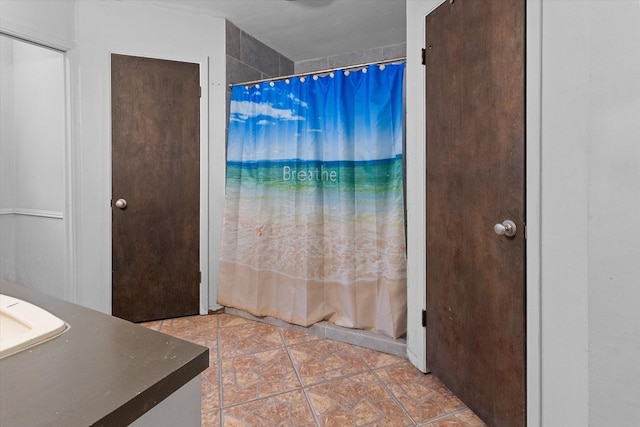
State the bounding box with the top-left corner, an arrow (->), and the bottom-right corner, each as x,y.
230,99 -> 305,123
218,62 -> 407,338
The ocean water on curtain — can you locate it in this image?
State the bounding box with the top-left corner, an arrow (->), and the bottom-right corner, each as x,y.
219,62 -> 406,338
224,157 -> 405,283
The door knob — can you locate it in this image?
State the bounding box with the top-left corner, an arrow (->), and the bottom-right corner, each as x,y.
494,219 -> 516,237
114,199 -> 127,209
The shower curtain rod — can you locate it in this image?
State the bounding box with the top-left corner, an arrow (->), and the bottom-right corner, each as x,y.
229,56 -> 406,88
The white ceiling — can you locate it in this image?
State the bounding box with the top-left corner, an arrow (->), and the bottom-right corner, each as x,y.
150,0 -> 407,62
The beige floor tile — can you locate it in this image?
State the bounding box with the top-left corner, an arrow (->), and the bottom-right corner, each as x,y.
221,348 -> 300,407
218,313 -> 256,328
288,339 -> 369,386
146,312 -> 486,427
201,409 -> 221,427
352,345 -> 406,370
201,362 -> 220,412
169,314 -> 219,330
419,409 -> 487,427
219,321 -> 285,358
420,416 -> 466,427
158,314 -> 218,339
281,328 -> 321,346
222,389 -> 316,426
375,360 -> 466,424
181,327 -> 218,355
306,372 -> 413,427
449,408 -> 487,426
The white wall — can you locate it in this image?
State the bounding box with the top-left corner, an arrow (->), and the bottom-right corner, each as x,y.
1,1 -> 227,314
0,36 -> 67,298
405,0 -> 440,375
540,1 -> 640,425
0,0 -> 74,299
0,37 -> 17,278
581,1 -> 640,424
13,43 -> 65,213
70,1 -> 226,312
0,0 -> 75,50
539,1 -> 591,424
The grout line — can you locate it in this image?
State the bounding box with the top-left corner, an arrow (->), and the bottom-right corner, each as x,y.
219,388 -> 309,411
216,323 -> 288,361
370,366 -> 418,425
291,332 -> 405,388
214,322 -> 318,422
358,346 -> 418,425
415,407 -> 471,426
299,368 -> 371,390
284,339 -> 372,388
279,327 -> 321,427
285,330 -> 415,425
171,312 -> 475,427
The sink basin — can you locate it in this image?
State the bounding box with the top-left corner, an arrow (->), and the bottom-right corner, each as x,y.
0,294 -> 67,359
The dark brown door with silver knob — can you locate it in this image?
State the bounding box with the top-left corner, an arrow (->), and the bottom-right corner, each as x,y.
425,1 -> 526,426
111,54 -> 200,322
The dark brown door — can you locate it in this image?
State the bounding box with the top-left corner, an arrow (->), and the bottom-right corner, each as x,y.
111,54 -> 200,323
425,1 -> 525,426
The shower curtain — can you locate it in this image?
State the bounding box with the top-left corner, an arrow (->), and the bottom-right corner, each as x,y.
218,62 -> 406,338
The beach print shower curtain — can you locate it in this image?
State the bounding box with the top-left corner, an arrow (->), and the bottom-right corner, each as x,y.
218,62 -> 406,338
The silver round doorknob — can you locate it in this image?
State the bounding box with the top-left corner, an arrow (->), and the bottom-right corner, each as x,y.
115,199 -> 127,209
494,219 -> 517,237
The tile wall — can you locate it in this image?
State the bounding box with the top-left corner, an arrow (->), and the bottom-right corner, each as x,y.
225,20 -> 295,86
295,43 -> 406,74
225,19 -> 294,114
225,18 -> 406,89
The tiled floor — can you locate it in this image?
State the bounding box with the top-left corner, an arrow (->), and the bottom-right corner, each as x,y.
141,313 -> 486,427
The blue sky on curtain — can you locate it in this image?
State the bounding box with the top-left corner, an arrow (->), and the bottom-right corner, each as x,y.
218,62 -> 406,338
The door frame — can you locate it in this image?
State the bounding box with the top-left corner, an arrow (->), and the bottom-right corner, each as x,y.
108,49 -> 210,315
405,1 -> 542,425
